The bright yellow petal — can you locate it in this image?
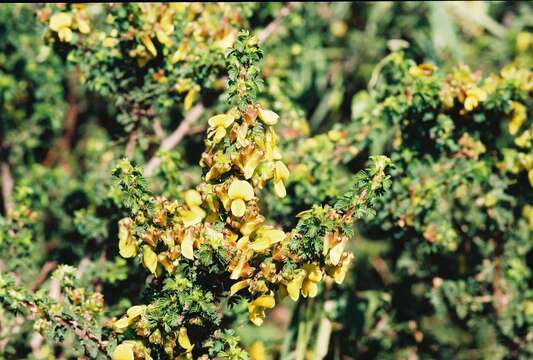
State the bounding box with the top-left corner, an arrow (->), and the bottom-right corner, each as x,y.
258,108 -> 279,125
242,150 -> 263,179
302,280 -> 318,298
77,18 -> 90,34
112,342 -> 134,360
287,274 -> 304,301
230,279 -> 250,296
329,240 -> 346,266
254,295 -> 275,309
249,340 -> 267,360
178,327 -> 194,351
127,305 -> 146,321
141,35 -> 157,56
49,13 -> 72,32
184,88 -> 197,111
184,190 -> 202,207
304,263 -> 322,282
181,231 -> 195,260
118,218 -> 137,258
143,246 -> 158,274
181,206 -> 206,227
231,199 -> 246,217
248,304 -> 265,326
274,180 -> 286,198
113,317 -> 130,333
228,180 -> 254,201
208,114 -> 235,128
213,126 -> 226,144
58,27 -> 73,42
275,161 -> 289,180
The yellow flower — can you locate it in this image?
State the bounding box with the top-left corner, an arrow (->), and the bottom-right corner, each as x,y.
112,342 -> 134,360
142,246 -> 158,274
77,17 -> 90,34
207,114 -> 235,144
239,148 -> 263,179
249,341 -> 267,360
301,264 -> 322,298
286,271 -> 305,301
49,13 -> 73,42
113,316 -> 130,333
103,37 -> 118,48
463,86 -> 487,111
250,227 -> 285,252
181,229 -> 195,260
409,64 -> 436,77
118,218 -> 137,258
230,236 -> 252,279
286,264 -> 323,300
248,295 -> 275,326
516,32 -> 533,53
184,88 -> 198,111
127,305 -> 146,321
263,129 -> 282,161
258,108 -> 279,126
240,215 -> 266,236
330,20 -> 348,38
326,254 -> 354,284
141,35 -> 157,57
230,279 -> 251,296
273,161 -> 289,198
178,327 -> 194,352
228,180 -> 254,217
180,190 -> 206,227
509,101 -> 527,135
156,13 -> 174,46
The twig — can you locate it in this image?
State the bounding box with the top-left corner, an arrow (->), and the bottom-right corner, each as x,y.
143,4 -> 294,177
0,161 -> 14,215
21,300 -> 108,354
257,3 -> 294,44
125,128 -> 137,158
29,261 -> 58,292
143,103 -> 205,176
43,70 -> 80,167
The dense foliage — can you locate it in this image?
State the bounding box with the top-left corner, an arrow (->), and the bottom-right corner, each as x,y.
0,3 -> 531,360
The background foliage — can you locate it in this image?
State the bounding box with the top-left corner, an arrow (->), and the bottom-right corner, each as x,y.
0,2 -> 531,360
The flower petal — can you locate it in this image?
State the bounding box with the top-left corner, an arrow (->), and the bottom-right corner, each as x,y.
112,342 -> 134,360
49,13 -> 72,32
181,231 -> 195,260
228,180 -> 255,201
231,199 -> 246,217
142,246 -> 158,274
208,114 -> 235,128
258,108 -> 279,125
230,279 -> 250,296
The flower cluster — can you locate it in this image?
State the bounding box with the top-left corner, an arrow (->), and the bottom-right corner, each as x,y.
110,34 -> 390,359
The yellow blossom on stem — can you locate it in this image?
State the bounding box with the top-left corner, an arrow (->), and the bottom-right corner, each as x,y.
49,12 -> 73,42
273,161 -> 289,198
248,295 -> 275,326
258,108 -> 279,126
228,180 -> 254,217
463,86 -> 487,111
118,218 -> 137,258
509,101 -> 527,135
207,114 -> 235,144
180,190 -> 206,227
250,227 -> 285,252
112,342 -> 135,360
